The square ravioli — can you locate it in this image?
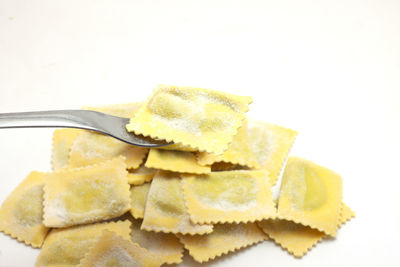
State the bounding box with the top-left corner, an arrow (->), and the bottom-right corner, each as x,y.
77,230 -> 163,267
182,170 -> 276,224
36,220 -> 131,267
178,222 -> 267,263
247,120 -> 297,185
126,84 -> 252,154
145,149 -> 211,174
141,170 -> 213,235
258,202 -> 355,258
277,157 -> 342,236
129,217 -> 184,264
129,182 -> 151,219
43,157 -> 131,227
0,171 -> 50,248
197,120 -> 259,169
68,131 -> 148,169
52,128 -> 82,171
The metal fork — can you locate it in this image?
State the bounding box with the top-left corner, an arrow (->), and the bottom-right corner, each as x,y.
0,110 -> 171,147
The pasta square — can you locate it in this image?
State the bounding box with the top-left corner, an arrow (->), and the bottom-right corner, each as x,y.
197,120 -> 259,169
258,203 -> 355,258
77,230 -> 163,267
52,128 -> 82,171
145,149 -> 211,174
129,216 -> 184,264
141,170 -> 213,235
182,170 -> 276,224
247,120 -> 297,185
68,131 -> 148,169
129,182 -> 151,219
126,84 -> 252,154
0,171 -> 50,248
277,157 -> 342,236
43,157 -> 131,227
36,220 -> 131,267
178,222 -> 267,263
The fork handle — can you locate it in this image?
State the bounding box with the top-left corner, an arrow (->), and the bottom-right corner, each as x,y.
0,110 -> 101,131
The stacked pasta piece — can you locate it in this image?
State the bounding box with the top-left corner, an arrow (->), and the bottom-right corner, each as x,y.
0,85 -> 354,266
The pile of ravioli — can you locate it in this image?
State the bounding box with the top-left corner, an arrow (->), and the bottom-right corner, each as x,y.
0,85 -> 354,266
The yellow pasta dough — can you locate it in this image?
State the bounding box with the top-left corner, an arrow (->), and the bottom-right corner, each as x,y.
0,171 -> 50,248
178,222 -> 268,263
145,149 -> 211,174
52,128 -> 82,171
127,165 -> 156,185
126,84 -> 252,155
258,203 -> 355,258
247,120 -> 297,185
197,120 -> 259,169
77,230 -> 163,267
128,216 -> 184,264
129,182 -> 151,219
277,157 -> 342,236
182,170 -> 276,224
43,157 -> 131,227
36,220 -> 131,267
68,131 -> 148,169
141,170 -> 213,235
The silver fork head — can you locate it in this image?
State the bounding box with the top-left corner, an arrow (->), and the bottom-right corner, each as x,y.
0,110 -> 172,148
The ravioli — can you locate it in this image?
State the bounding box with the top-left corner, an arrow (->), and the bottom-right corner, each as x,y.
129,217 -> 184,264
258,203 -> 355,257
69,131 -> 148,169
145,149 -> 211,174
126,84 -> 252,154
182,170 -> 276,224
247,120 -> 297,185
141,171 -> 213,235
178,222 -> 267,263
277,157 -> 342,236
0,171 -> 50,248
36,220 -> 131,267
43,157 -> 131,227
77,230 -> 163,267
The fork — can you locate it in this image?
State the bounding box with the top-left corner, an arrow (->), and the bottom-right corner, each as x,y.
0,110 -> 170,147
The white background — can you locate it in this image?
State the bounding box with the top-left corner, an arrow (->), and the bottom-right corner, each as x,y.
0,0 -> 399,266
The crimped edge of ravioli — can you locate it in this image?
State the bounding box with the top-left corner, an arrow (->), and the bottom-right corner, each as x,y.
126,85 -> 252,155
145,149 -> 211,174
260,203 -> 355,258
140,221 -> 214,236
43,157 -> 131,227
177,226 -> 267,263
